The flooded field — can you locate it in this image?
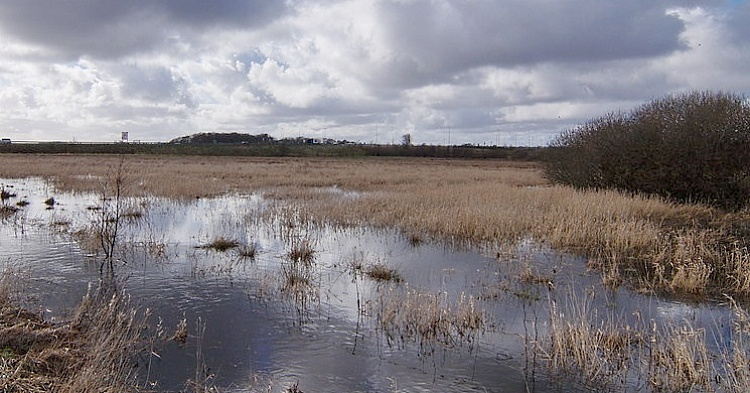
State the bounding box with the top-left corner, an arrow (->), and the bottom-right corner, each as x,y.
1,175 -> 743,392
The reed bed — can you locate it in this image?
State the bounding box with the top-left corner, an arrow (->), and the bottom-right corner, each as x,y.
545,292 -> 750,392
1,153 -> 748,297
547,296 -> 641,389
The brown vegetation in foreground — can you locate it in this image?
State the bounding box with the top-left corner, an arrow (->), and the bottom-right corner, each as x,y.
547,293 -> 750,392
1,153 -> 749,299
0,271 -> 148,392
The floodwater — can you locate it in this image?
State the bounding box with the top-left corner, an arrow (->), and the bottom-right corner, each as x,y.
0,178 -> 735,392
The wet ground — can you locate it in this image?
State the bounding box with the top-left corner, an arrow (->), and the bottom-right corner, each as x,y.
0,178 -> 733,392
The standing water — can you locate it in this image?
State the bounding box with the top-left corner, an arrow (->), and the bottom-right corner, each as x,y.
0,178 -> 735,392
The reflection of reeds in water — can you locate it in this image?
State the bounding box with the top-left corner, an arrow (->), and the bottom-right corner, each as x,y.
279,260 -> 320,317
280,240 -> 320,315
376,286 -> 485,350
0,204 -> 18,219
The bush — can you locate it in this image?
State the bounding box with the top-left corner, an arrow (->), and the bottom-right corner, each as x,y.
544,91 -> 750,209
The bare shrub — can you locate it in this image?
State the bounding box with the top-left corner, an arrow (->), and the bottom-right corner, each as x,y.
545,91 -> 750,209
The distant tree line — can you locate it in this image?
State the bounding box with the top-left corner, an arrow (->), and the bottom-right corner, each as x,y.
0,138 -> 546,161
544,91 -> 750,209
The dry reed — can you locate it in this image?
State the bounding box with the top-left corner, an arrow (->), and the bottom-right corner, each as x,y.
648,322 -> 711,391
545,291 -> 750,392
376,286 -> 484,350
1,154 -> 747,297
287,239 -> 315,265
0,269 -> 150,392
546,294 -> 641,388
199,236 -> 240,252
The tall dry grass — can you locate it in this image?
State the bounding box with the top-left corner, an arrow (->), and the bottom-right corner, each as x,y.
546,295 -> 641,389
0,269 -> 150,392
2,153 -> 748,297
546,292 -> 750,392
376,286 -> 485,351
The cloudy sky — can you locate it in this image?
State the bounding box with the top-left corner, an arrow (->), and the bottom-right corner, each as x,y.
0,0 -> 748,145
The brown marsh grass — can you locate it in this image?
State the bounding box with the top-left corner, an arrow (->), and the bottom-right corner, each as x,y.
376,286 -> 485,350
0,269 -> 150,392
287,239 -> 316,265
347,254 -> 403,283
546,291 -> 750,392
1,154 -> 748,297
547,296 -> 642,388
363,263 -> 403,283
199,236 -> 240,252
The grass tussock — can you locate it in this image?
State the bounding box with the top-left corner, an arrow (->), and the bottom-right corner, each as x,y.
377,287 -> 484,350
239,244 -> 257,259
363,263 -> 403,283
348,255 -> 403,283
199,237 -> 240,252
0,187 -> 16,201
287,239 -> 315,265
0,270 -> 149,393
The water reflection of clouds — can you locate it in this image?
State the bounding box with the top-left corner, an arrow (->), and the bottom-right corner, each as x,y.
2,177 -> 741,392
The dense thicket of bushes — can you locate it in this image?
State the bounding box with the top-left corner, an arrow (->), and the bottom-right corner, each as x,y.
544,91 -> 750,209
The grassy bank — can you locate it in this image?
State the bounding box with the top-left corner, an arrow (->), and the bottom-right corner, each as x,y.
0,153 -> 747,299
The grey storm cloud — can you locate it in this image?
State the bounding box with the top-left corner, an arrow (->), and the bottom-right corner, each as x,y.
0,0 -> 288,59
0,0 -> 747,145
376,0 -> 685,85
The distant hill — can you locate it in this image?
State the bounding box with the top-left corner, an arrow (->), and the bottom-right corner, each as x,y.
169,132 -> 275,145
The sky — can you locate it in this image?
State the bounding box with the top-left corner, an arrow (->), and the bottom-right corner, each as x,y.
0,0 -> 748,146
